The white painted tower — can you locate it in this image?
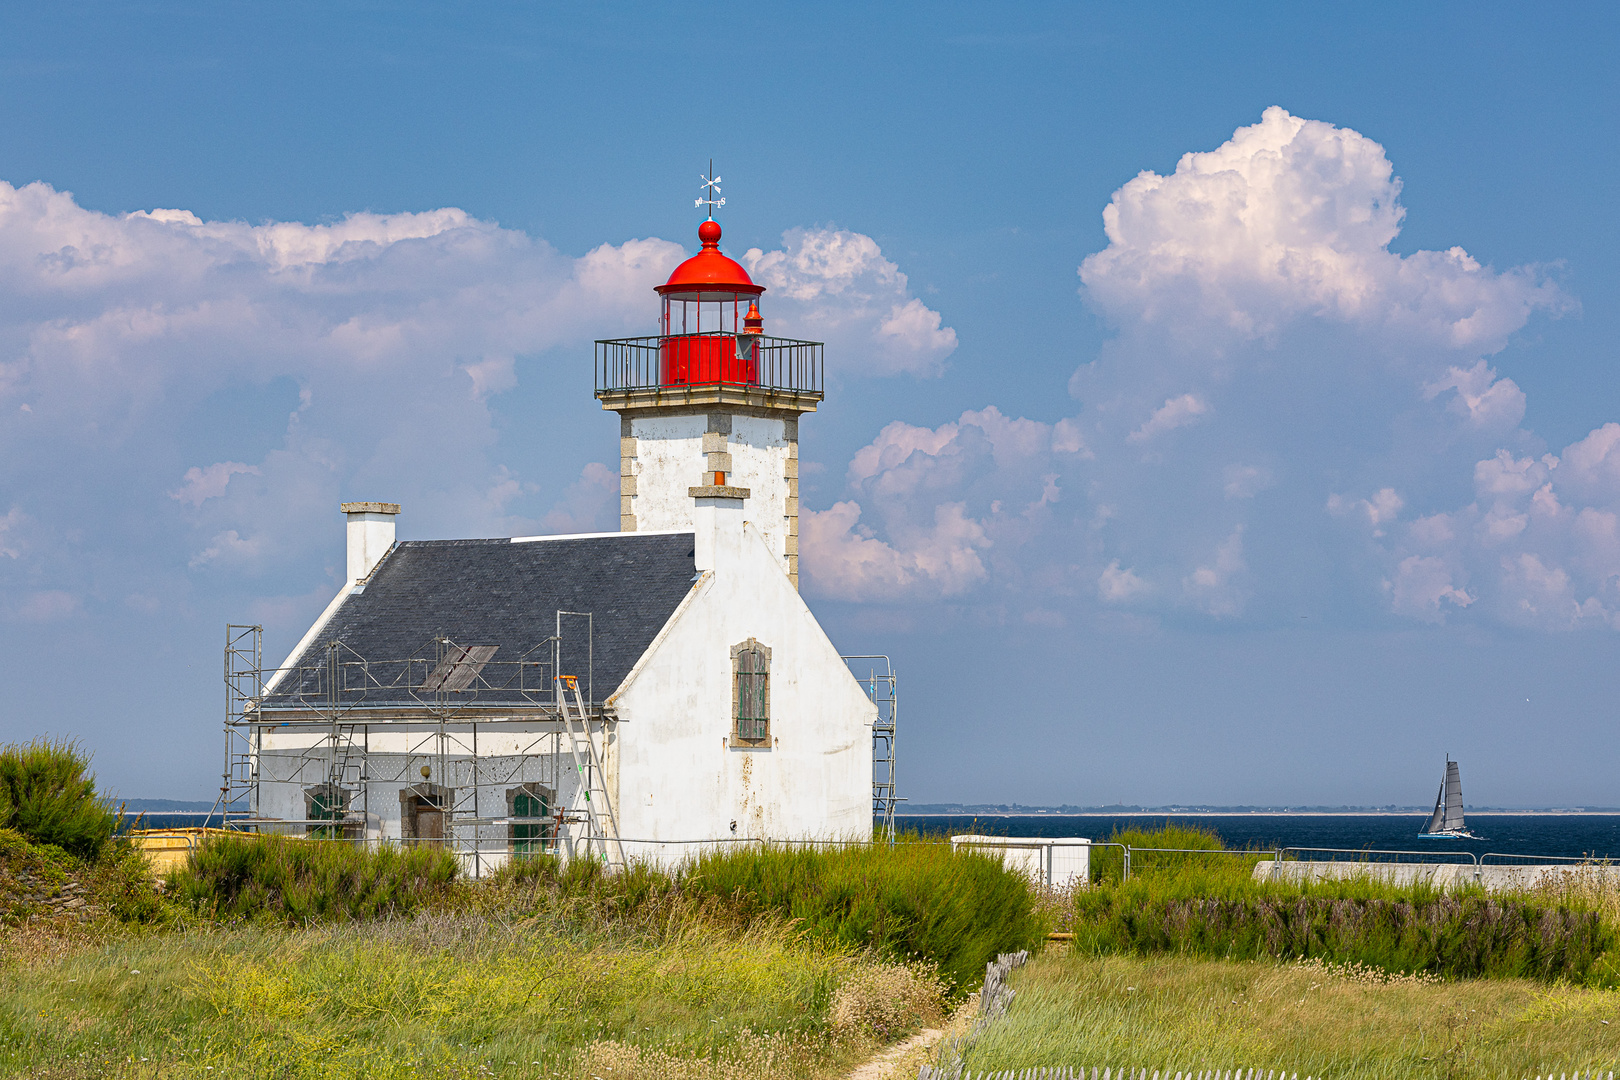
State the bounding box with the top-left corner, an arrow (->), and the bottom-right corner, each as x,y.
595,214 -> 823,588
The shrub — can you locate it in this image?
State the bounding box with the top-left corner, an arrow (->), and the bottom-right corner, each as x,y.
1088,821 -> 1229,883
173,836 -> 1046,988
169,833 -> 459,921
0,737 -> 117,860
1074,888 -> 1614,982
682,841 -> 1046,991
1073,839 -> 1620,984
88,842 -> 170,924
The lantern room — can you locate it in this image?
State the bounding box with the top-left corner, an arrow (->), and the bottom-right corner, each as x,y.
655,219 -> 766,385
595,218 -> 823,406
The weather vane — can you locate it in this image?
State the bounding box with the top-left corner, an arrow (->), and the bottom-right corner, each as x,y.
695,160 -> 725,218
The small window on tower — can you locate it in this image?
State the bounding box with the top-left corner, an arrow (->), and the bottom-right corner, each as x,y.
731,638 -> 771,744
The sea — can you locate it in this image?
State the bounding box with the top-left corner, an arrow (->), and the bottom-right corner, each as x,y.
126,810 -> 1620,863
894,814 -> 1620,863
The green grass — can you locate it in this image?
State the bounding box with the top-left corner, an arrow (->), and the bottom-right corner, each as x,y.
0,912 -> 941,1080
959,951 -> 1620,1079
1069,828 -> 1620,984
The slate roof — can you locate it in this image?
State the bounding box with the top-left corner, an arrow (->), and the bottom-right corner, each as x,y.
259,533 -> 696,711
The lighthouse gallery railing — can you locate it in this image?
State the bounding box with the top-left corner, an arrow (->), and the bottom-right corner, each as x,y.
595,332 -> 824,398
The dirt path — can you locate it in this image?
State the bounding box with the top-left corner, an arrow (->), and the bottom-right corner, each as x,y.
846,994 -> 980,1080
845,1027 -> 943,1080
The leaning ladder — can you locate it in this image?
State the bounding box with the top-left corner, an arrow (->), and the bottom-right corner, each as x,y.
556,675 -> 625,867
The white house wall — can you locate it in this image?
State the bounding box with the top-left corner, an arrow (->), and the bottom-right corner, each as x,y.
608,515 -> 874,860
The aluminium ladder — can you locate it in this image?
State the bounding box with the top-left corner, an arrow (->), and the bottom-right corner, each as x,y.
556,675 -> 625,867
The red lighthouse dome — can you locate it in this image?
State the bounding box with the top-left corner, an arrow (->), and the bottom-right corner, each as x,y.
656,220 -> 765,301
653,219 -> 768,387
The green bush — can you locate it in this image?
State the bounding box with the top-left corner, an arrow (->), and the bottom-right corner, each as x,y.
0,737 -> 117,860
1088,821 -> 1231,883
1072,836 -> 1619,984
169,833 -> 460,921
681,841 -> 1046,991
1074,885 -> 1613,982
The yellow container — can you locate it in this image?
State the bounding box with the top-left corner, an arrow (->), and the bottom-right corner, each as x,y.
128,827 -> 237,876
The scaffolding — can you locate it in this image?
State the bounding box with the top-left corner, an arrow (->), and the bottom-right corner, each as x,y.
215,613 -> 619,877
218,624 -> 899,869
843,655 -> 899,842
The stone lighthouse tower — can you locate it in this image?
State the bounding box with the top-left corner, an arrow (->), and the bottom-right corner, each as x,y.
594,192 -> 823,588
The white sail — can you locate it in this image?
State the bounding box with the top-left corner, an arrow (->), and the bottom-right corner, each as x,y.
1442,759 -> 1466,832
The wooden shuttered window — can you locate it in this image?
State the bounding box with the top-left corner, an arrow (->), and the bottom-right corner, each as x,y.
731,638 -> 771,743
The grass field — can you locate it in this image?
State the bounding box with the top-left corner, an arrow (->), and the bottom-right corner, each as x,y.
3,832 -> 1030,1079
960,950 -> 1620,1079
10,815 -> 1620,1079
0,912 -> 944,1080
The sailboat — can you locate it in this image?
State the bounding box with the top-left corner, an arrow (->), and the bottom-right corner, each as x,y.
1418,757 -> 1478,839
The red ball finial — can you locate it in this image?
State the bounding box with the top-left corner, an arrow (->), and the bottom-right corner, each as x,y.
697,219 -> 722,248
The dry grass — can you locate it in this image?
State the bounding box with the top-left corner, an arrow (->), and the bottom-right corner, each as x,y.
962,949 -> 1620,1079
828,960 -> 948,1041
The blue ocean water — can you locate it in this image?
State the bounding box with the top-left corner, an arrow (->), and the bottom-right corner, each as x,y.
896,814 -> 1620,863
133,811 -> 1620,862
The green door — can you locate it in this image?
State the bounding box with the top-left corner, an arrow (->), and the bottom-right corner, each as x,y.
309,790 -> 344,840
513,790 -> 550,855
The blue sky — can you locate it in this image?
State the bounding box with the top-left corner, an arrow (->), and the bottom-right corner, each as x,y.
2,2 -> 1618,806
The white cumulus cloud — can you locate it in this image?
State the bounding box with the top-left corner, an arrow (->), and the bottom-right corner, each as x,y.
809,107 -> 1577,632
170,462 -> 261,506
1353,423 -> 1620,630
1182,528 -> 1248,617
1128,394 -> 1210,443
744,228 -> 957,376
1079,106 -> 1567,351
1423,360 -> 1526,430
1098,560 -> 1148,602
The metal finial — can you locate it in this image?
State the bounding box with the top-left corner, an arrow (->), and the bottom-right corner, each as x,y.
695,159 -> 725,218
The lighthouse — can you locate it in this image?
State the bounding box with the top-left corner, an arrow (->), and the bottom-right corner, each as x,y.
241,180 -> 878,867
595,201 -> 823,589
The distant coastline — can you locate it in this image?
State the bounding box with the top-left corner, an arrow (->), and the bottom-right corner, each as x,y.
108,799 -> 218,813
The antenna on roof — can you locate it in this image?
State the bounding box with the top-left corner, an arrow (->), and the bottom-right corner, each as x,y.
696,159 -> 724,219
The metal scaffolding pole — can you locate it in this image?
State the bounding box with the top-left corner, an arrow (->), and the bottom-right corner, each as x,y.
843,655 -> 899,844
